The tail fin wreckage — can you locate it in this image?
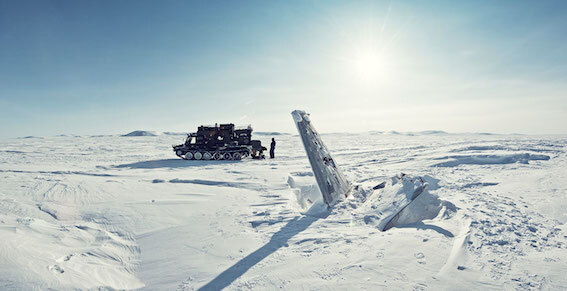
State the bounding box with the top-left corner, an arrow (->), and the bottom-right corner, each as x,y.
291,110 -> 447,231
291,110 -> 352,207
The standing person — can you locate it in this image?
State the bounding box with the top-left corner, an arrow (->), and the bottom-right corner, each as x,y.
270,138 -> 276,159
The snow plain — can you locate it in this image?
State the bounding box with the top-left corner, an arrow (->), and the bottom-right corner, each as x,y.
1,132 -> 566,290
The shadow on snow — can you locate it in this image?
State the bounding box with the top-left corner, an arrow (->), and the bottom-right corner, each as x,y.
114,159 -> 240,169
393,221 -> 454,237
198,214 -> 327,290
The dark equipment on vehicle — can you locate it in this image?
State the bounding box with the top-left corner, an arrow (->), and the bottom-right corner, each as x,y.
173,123 -> 267,160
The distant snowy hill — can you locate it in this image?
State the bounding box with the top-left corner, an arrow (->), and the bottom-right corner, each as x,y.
162,132 -> 187,136
418,130 -> 448,135
371,130 -> 448,135
122,130 -> 158,137
254,131 -> 291,136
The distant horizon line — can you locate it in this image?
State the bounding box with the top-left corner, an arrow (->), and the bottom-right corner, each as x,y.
4,129 -> 567,140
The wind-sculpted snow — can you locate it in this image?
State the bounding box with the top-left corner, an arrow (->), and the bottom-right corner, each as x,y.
0,133 -> 566,289
168,178 -> 266,191
0,197 -> 143,289
0,169 -> 116,177
287,171 -> 455,231
297,173 -> 456,232
432,153 -> 550,167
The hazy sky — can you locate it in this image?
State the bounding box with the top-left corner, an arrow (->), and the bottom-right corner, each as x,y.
1,0 -> 566,138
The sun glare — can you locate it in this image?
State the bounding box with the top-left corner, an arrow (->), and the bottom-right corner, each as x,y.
346,47 -> 393,85
355,51 -> 385,79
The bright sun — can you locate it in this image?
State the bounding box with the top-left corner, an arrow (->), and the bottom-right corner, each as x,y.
353,50 -> 388,81
345,47 -> 393,85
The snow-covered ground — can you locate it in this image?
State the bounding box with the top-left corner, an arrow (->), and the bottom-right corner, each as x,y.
1,132 -> 566,290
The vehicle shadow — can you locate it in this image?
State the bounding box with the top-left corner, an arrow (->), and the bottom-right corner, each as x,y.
114,159 -> 241,169
394,221 -> 454,237
198,214 -> 326,290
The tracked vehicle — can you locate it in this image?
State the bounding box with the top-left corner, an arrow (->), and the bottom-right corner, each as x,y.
173,123 -> 266,160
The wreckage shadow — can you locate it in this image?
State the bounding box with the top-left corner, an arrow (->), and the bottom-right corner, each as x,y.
394,221 -> 454,237
114,159 -> 240,169
198,214 -> 326,290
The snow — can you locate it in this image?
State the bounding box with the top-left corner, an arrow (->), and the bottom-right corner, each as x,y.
1,133 -> 566,289
432,153 -> 551,167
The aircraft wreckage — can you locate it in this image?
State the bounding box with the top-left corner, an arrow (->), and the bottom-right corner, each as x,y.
291,110 -> 428,230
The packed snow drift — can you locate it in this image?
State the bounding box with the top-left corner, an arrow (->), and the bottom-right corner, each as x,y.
1,131 -> 566,289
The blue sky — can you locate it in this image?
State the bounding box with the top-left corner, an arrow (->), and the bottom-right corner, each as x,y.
1,0 -> 566,138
